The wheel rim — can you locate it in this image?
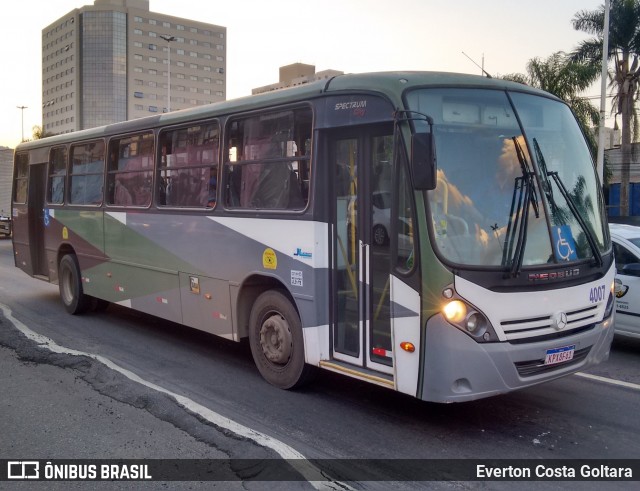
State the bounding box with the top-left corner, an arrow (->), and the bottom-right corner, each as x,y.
259,313 -> 292,365
60,264 -> 75,306
374,226 -> 386,245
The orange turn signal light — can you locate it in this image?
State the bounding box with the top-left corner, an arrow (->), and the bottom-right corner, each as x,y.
400,342 -> 415,353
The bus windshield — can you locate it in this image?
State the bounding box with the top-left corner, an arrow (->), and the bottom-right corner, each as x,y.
406,88 -> 609,269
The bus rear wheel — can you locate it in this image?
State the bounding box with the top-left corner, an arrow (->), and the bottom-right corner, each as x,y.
59,254 -> 90,315
249,290 -> 313,389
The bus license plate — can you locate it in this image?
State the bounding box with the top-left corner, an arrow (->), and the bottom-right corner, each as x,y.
544,345 -> 575,365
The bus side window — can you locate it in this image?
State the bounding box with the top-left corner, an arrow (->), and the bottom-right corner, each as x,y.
13,153 -> 29,204
158,122 -> 219,208
47,146 -> 67,205
106,133 -> 153,207
223,108 -> 311,210
69,140 -> 105,206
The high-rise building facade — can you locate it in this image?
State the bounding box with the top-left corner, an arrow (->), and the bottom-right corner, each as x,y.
42,0 -> 226,134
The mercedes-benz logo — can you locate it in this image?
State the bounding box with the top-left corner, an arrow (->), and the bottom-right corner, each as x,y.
554,312 -> 568,331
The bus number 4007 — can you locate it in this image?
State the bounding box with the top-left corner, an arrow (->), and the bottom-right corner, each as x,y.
589,285 -> 606,303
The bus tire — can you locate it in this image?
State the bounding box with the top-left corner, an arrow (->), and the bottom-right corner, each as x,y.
58,254 -> 90,315
249,290 -> 314,389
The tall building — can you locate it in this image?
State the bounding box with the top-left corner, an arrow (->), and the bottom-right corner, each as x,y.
0,146 -> 13,216
252,63 -> 343,95
42,0 -> 226,134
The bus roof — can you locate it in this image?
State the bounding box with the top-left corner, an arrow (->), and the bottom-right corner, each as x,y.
17,71 -> 556,151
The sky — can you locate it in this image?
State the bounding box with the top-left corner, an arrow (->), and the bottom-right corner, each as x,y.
0,0 -> 610,149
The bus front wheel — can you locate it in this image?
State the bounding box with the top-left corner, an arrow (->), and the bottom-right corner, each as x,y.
249,290 -> 313,389
59,254 -> 90,315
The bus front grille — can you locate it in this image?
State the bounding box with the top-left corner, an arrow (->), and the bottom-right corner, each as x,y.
500,305 -> 600,342
514,347 -> 591,377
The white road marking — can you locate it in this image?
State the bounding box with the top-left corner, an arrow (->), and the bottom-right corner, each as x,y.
575,371 -> 640,391
0,303 -> 350,490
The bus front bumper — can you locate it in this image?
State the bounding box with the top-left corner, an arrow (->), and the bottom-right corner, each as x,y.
420,315 -> 614,403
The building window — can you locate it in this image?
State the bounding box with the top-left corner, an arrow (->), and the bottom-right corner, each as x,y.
149,106 -> 158,112
134,29 -> 143,35
134,91 -> 144,98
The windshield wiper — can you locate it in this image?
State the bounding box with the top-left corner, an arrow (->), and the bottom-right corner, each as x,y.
502,137 -> 540,277
532,138 -> 603,268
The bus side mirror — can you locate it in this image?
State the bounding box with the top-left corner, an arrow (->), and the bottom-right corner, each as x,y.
411,132 -> 436,190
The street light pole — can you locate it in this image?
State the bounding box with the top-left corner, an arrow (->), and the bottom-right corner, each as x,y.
159,35 -> 176,112
16,105 -> 27,142
596,0 -> 610,184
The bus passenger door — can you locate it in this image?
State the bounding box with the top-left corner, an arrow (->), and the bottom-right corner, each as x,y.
28,163 -> 48,277
330,127 -> 395,375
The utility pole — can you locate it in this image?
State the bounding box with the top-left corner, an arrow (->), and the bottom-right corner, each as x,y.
596,0 -> 610,184
16,105 -> 28,142
160,35 -> 176,112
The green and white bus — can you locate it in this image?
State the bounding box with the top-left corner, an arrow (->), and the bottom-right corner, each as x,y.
12,71 -> 615,402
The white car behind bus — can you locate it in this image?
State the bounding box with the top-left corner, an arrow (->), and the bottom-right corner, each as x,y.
610,223 -> 640,339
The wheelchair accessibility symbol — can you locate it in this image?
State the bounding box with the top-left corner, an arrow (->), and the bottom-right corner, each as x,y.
552,225 -> 578,261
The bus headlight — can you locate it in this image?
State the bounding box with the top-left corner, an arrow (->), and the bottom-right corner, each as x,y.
442,298 -> 495,342
603,291 -> 615,320
443,300 -> 466,323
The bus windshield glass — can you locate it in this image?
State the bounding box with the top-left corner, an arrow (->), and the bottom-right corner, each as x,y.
406,88 -> 609,269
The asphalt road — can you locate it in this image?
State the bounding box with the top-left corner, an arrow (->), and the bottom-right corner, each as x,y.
1,238 -> 639,489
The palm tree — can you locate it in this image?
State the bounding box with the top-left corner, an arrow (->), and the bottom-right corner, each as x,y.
571,0 -> 640,216
502,52 -> 600,155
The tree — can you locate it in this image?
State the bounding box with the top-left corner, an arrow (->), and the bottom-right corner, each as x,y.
31,125 -> 54,140
502,51 -> 600,155
503,53 -> 600,131
571,0 -> 640,216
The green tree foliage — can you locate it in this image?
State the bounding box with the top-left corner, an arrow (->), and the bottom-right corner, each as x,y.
503,52 -> 600,156
571,0 -> 640,216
